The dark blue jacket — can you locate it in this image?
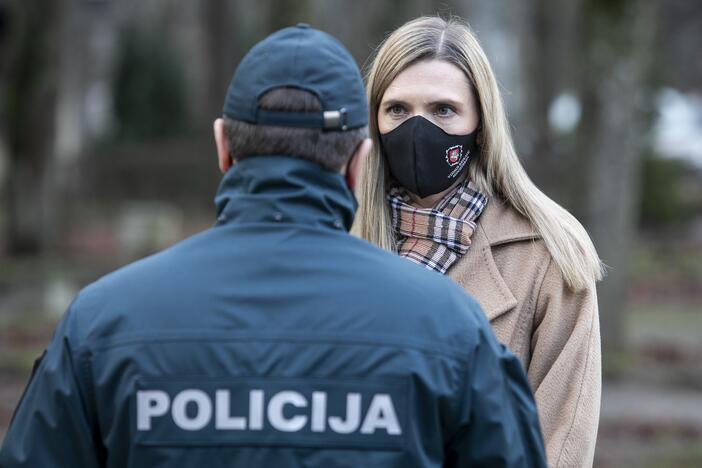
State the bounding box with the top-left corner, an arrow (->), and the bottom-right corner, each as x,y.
0,156 -> 546,467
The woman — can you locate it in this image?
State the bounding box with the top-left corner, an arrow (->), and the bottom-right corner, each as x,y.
352,16 -> 604,468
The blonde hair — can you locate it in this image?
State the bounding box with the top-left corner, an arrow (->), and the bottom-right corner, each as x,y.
351,16 -> 604,290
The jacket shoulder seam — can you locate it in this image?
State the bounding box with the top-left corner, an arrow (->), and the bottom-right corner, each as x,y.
80,332 -> 474,364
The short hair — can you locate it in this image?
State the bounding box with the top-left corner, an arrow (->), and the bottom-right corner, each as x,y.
223,87 -> 368,172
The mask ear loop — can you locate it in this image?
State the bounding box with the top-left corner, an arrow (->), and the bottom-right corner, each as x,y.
474,84 -> 484,151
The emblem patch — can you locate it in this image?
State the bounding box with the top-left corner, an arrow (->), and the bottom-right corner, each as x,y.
446,145 -> 463,166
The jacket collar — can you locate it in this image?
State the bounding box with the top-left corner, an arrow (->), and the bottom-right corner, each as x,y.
478,197 -> 540,246
214,155 -> 357,231
447,198 -> 540,321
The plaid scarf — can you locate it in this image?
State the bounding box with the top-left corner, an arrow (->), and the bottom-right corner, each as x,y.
388,180 -> 488,274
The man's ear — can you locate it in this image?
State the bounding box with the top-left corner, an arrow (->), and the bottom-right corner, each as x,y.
344,138 -> 371,190
214,118 -> 232,174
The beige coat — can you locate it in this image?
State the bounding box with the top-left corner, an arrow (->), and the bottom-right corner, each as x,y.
447,198 -> 601,468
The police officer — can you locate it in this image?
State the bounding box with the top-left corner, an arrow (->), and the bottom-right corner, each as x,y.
0,25 -> 547,467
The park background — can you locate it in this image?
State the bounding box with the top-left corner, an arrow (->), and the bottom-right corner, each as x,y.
0,0 -> 700,466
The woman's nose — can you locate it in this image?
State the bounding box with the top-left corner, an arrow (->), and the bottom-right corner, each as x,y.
413,111 -> 439,126
410,110 -> 431,120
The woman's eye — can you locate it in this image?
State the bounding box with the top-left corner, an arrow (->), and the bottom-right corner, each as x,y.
387,105 -> 406,116
435,105 -> 456,117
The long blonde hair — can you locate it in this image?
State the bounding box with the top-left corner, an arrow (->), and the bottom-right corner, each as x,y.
351,16 -> 604,290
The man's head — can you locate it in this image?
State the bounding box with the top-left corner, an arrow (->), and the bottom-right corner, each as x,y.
214,24 -> 371,184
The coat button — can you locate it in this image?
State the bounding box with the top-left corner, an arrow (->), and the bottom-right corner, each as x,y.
217,214 -> 227,222
274,212 -> 283,222
333,219 -> 343,229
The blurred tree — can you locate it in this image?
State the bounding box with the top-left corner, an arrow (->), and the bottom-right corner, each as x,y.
198,0 -> 273,129
112,25 -> 189,140
639,154 -> 690,228
1,0 -> 64,255
573,0 -> 658,360
521,0 -> 580,201
200,0 -> 230,127
264,0 -> 311,31
658,0 -> 702,92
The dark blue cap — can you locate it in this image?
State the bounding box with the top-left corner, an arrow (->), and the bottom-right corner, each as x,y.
223,24 -> 368,131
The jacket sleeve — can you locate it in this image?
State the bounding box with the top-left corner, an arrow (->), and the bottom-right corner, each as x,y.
528,259 -> 602,468
446,326 -> 548,468
0,301 -> 102,467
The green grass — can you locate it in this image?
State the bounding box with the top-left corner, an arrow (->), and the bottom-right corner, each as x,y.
644,446 -> 702,468
0,348 -> 42,375
627,301 -> 702,346
631,244 -> 702,284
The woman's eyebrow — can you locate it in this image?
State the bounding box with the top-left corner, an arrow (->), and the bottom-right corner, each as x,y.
380,98 -> 409,107
424,98 -> 464,108
380,97 -> 464,108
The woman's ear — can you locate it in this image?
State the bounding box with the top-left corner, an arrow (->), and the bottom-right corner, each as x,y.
214,118 -> 232,173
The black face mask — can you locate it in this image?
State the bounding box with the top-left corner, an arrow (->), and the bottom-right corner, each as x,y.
380,116 -> 477,198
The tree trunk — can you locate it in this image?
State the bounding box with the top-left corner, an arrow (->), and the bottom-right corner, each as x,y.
200,0 -> 229,127
574,0 -> 657,366
2,0 -> 63,255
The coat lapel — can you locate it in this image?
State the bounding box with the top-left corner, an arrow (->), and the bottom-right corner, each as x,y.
448,223 -> 517,321
447,198 -> 538,322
